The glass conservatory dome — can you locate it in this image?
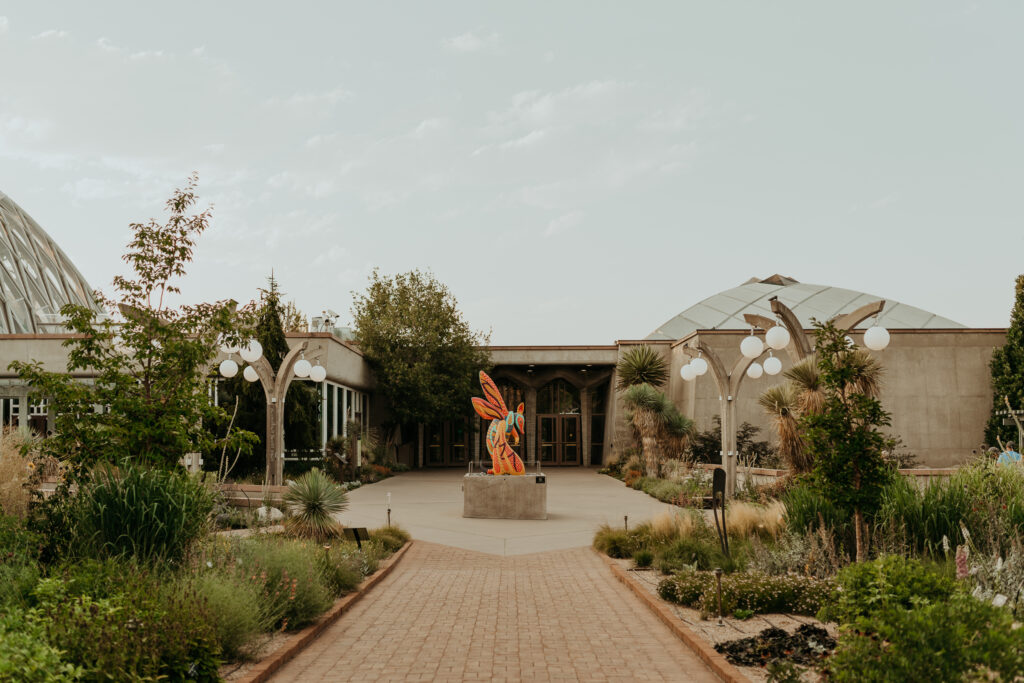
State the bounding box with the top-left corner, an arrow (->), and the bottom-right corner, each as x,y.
646,274 -> 964,341
0,191 -> 101,333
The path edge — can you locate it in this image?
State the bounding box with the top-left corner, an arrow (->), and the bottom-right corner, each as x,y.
237,540 -> 414,683
593,548 -> 747,683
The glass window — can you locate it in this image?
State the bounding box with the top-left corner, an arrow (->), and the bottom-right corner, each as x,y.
537,379 -> 580,415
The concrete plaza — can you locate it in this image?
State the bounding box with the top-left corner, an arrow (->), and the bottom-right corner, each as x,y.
335,468 -> 676,556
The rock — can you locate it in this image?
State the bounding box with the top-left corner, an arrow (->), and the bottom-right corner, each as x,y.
256,506 -> 285,522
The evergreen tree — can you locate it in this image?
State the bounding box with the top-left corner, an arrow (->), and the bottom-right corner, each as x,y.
218,276 -> 320,477
986,275 -> 1024,446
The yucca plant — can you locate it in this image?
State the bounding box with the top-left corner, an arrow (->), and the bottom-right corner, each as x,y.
283,468 -> 348,541
784,357 -> 825,415
758,383 -> 810,473
616,346 -> 669,390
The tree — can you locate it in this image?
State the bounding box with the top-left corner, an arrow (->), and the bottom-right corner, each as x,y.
10,174 -> 252,473
986,275 -> 1024,446
615,346 -> 669,390
216,275 -> 321,477
802,320 -> 893,562
351,269 -> 490,426
758,383 -> 809,472
620,383 -> 695,477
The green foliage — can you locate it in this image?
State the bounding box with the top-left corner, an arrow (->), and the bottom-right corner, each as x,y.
72,463 -> 215,564
819,555 -> 956,625
0,514 -> 42,565
370,525 -> 410,553
654,536 -> 744,574
593,525 -> 644,559
615,346 -> 669,390
189,570 -> 273,661
316,542 -> 379,597
657,571 -> 831,617
987,275 -> 1024,445
782,480 -> 854,550
9,175 -> 252,472
825,593 -> 1024,681
215,275 -> 319,478
633,549 -> 654,568
690,417 -> 773,466
621,383 -> 695,476
283,468 -> 348,541
351,268 -> 491,425
0,609 -> 83,682
803,321 -> 893,560
238,537 -> 333,631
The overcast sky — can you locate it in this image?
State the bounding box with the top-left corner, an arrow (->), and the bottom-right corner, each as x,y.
1,2 -> 1021,344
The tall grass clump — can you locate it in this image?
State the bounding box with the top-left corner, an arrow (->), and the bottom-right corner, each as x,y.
72,463 -> 215,564
726,501 -> 785,539
283,468 -> 348,541
189,570 -> 272,660
237,537 -> 332,631
782,481 -> 853,551
0,428 -> 36,519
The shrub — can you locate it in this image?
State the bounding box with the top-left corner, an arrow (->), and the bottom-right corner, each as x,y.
370,525 -> 410,553
72,463 -> 215,564
725,501 -> 785,539
0,562 -> 40,610
0,430 -> 36,519
825,593 -> 1024,681
241,537 -> 333,630
316,542 -> 371,596
782,481 -> 853,551
190,570 -> 272,661
282,468 -> 348,541
658,571 -> 831,617
0,609 -> 82,682
593,524 -> 644,559
818,554 -> 956,625
633,549 -> 654,568
0,514 -> 42,565
654,536 -> 742,574
747,529 -> 847,579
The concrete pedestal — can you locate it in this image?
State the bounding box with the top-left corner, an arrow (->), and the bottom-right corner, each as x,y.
463,474 -> 548,520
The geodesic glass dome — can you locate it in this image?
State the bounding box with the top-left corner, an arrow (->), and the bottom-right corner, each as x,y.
0,191 -> 101,333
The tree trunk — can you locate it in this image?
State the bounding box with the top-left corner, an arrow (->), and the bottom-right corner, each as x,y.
641,435 -> 661,478
854,507 -> 866,562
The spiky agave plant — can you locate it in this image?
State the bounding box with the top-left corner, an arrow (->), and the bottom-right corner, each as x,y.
283,468 -> 348,541
622,383 -> 671,477
616,346 -> 669,390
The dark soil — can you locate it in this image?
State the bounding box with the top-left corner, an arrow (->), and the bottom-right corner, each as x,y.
714,624 -> 836,668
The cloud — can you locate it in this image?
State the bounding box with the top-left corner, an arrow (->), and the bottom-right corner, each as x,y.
0,17 -> 10,33
443,31 -> 498,54
411,117 -> 447,138
32,29 -> 69,40
545,210 -> 583,237
472,129 -> 547,156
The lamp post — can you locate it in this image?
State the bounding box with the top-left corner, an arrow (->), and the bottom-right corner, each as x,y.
218,339 -> 327,486
678,297 -> 890,497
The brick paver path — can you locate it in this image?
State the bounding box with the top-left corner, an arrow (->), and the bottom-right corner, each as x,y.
272,542 -> 719,682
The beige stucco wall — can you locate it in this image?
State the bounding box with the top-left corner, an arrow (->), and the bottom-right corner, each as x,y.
663,329 -> 1004,468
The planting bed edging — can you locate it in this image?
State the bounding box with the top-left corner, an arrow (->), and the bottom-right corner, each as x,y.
234,540 -> 413,683
594,548 -> 746,683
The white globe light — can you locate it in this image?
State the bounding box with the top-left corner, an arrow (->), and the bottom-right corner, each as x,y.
863,325 -> 891,351
309,365 -> 327,382
293,358 -> 312,378
740,334 -> 764,359
763,356 -> 783,376
746,362 -> 764,379
239,340 -> 263,363
243,365 -> 259,383
219,342 -> 239,355
765,325 -> 791,350
680,363 -> 697,381
218,358 -> 238,378
690,356 -> 708,376
845,335 -> 856,348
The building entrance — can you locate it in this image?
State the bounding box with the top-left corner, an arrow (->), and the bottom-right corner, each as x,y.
538,414 -> 580,465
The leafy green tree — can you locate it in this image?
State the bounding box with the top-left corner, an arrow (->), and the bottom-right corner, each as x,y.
10,174 -> 252,473
216,275 -> 321,477
351,269 -> 490,426
802,320 -> 893,562
986,274 -> 1024,445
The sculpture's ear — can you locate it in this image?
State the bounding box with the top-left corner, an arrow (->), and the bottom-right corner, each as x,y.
516,402 -> 525,415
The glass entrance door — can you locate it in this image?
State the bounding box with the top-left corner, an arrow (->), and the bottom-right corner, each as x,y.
537,414 -> 580,465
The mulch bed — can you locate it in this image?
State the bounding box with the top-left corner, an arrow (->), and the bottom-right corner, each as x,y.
714,624 -> 836,669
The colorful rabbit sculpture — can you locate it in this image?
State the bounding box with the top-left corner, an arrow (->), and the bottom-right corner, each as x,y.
471,371 -> 526,475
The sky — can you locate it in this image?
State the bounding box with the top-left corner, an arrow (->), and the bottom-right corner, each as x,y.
1,2 -> 1021,344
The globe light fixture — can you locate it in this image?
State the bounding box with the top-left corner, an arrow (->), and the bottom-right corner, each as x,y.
219,358 -> 238,378
863,323 -> 891,351
690,355 -> 708,376
308,364 -> 327,382
219,341 -> 240,355
763,354 -> 782,376
294,358 -> 312,378
240,339 -> 263,363
845,335 -> 856,349
765,324 -> 790,350
740,333 -> 764,359
746,362 -> 764,379
680,363 -> 697,381
243,365 -> 259,382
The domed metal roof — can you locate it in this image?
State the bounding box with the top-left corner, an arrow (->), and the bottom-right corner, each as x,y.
646,274 -> 964,341
0,191 -> 101,333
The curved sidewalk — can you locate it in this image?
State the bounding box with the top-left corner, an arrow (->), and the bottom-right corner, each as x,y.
272,541 -> 720,682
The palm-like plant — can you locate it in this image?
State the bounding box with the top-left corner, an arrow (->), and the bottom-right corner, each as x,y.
616,346 -> 669,390
758,384 -> 810,473
622,383 -> 669,477
662,408 -> 697,464
785,357 -> 825,415
282,468 -> 349,541
846,349 -> 884,398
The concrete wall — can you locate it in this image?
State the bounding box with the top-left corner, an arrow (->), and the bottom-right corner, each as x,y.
664,329 -> 1004,468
